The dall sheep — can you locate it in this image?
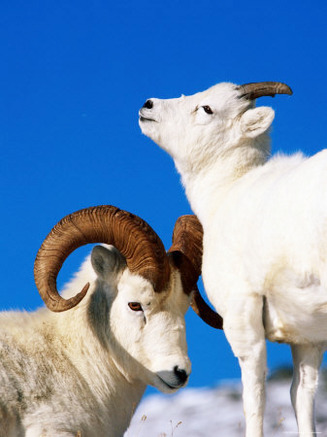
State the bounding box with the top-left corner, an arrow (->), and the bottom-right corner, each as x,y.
0,205 -> 221,437
139,81 -> 327,436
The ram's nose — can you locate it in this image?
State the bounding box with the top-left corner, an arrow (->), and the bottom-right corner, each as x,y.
173,365 -> 188,386
142,99 -> 154,109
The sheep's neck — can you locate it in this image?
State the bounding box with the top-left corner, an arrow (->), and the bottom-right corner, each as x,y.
177,136 -> 270,227
55,308 -> 146,434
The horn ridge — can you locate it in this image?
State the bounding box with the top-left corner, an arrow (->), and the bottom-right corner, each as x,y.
169,215 -> 203,277
169,214 -> 223,329
238,81 -> 293,100
34,205 -> 170,312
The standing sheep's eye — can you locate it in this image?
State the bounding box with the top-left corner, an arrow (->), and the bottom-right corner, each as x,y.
128,302 -> 143,312
202,105 -> 213,114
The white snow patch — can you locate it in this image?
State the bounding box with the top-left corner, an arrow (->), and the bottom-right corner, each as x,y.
125,374 -> 327,436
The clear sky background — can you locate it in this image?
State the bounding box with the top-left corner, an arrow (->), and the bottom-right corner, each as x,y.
1,0 -> 327,395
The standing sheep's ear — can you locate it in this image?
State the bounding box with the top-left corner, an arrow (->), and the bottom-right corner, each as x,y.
240,107 -> 275,138
91,246 -> 126,280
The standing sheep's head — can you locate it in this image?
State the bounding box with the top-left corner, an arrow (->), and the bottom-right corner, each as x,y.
139,82 -> 292,173
34,206 -> 222,393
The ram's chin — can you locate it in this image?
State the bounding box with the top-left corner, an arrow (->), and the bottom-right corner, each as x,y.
154,379 -> 179,394
152,375 -> 185,394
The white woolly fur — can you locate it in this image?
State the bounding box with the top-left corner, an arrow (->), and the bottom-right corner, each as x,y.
0,245 -> 191,436
139,81 -> 327,436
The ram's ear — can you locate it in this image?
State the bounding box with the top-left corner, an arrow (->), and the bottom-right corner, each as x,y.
240,107 -> 275,138
91,245 -> 126,280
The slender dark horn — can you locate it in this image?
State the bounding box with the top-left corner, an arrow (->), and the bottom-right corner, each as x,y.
238,81 -> 293,100
34,205 -> 170,312
168,215 -> 223,330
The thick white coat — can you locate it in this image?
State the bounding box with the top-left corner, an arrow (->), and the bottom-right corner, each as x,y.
0,245 -> 191,437
139,82 -> 327,436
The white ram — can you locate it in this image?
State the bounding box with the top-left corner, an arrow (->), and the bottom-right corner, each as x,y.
0,205 -> 221,437
139,81 -> 327,436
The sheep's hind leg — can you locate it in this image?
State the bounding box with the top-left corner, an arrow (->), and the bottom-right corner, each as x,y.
291,344 -> 323,436
223,294 -> 266,437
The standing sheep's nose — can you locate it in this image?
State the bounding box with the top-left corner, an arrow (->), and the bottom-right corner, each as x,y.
142,99 -> 153,109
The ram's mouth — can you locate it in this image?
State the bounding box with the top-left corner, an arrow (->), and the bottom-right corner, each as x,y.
139,116 -> 157,123
156,375 -> 187,391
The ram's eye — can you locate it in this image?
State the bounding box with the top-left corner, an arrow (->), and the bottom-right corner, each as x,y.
202,105 -> 213,114
128,302 -> 143,312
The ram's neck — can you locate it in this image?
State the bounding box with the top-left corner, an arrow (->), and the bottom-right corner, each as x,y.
82,358 -> 146,436
52,294 -> 146,435
99,372 -> 146,435
176,136 -> 270,228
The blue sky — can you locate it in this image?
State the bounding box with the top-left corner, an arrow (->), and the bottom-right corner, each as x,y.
1,0 -> 327,394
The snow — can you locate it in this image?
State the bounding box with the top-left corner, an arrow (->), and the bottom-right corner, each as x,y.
125,370 -> 327,436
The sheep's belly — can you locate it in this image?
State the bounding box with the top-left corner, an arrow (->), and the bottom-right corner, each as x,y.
263,282 -> 327,344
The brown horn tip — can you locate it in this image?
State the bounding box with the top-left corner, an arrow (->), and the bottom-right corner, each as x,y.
191,287 -> 223,330
238,81 -> 293,100
169,214 -> 223,329
41,283 -> 90,313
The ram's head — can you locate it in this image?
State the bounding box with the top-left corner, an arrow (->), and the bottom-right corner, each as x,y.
34,206 -> 222,392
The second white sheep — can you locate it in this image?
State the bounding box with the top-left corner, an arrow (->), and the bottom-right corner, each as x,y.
139,81 -> 327,436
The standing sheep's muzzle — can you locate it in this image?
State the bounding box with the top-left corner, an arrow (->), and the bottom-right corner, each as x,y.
142,99 -> 154,109
139,99 -> 159,123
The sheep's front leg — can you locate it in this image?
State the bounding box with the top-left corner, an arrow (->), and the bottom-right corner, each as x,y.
291,344 -> 323,436
224,294 -> 266,437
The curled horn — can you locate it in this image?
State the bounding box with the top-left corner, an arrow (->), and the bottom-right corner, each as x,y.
238,81 -> 293,100
34,205 -> 171,312
168,215 -> 223,330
